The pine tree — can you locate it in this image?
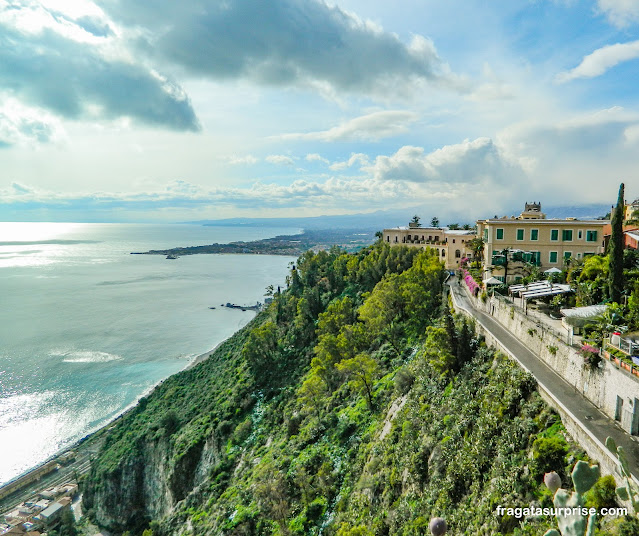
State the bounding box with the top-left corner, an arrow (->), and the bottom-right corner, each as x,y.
609,183 -> 624,303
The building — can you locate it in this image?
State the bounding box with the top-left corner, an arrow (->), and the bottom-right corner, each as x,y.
625,198 -> 639,223
626,230 -> 639,250
382,220 -> 476,270
476,203 -> 608,282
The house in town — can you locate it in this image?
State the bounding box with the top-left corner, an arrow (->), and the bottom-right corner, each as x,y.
382,219 -> 475,270
476,203 -> 608,282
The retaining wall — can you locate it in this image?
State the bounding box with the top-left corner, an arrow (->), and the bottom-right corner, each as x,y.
478,293 -> 639,435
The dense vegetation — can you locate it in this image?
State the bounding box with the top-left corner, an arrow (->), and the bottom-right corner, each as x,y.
83,242 -> 633,536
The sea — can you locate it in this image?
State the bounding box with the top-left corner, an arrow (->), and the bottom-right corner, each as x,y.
0,222 -> 298,486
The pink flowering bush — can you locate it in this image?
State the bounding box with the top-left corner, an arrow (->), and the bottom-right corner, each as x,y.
579,344 -> 601,370
462,269 -> 480,297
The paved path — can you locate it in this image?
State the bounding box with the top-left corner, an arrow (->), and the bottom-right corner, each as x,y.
447,277 -> 639,481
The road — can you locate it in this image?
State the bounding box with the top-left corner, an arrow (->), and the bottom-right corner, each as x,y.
448,277 -> 639,480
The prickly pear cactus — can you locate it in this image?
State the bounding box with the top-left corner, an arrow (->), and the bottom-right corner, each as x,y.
605,436 -> 639,514
543,460 -> 599,536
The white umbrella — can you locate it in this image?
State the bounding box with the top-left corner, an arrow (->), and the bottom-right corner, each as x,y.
544,267 -> 562,274
483,277 -> 503,285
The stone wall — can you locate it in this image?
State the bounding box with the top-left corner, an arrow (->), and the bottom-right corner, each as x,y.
477,293 -> 639,435
449,282 -> 639,490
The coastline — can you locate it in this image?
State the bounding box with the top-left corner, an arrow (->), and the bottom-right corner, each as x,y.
0,316 -> 256,500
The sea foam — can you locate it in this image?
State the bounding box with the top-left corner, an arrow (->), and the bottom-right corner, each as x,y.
51,350 -> 124,363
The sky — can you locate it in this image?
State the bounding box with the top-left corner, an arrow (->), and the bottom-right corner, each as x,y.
1,0 -> 638,223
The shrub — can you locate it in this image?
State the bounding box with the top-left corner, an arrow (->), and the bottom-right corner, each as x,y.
584,475 -> 617,511
394,367 -> 415,395
547,345 -> 558,356
580,344 -> 602,370
532,436 -> 568,477
160,410 -> 180,437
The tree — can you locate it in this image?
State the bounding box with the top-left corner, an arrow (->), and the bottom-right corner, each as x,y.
468,237 -> 485,263
431,216 -> 440,228
243,321 -> 280,384
609,183 -> 625,303
336,353 -> 379,408
501,248 -> 510,282
299,373 -> 326,421
447,223 -> 460,230
411,215 -> 422,227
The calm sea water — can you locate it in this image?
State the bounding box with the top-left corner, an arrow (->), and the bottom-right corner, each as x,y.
0,223 -> 297,485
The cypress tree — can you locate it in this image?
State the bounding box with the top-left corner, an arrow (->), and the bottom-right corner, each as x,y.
443,302 -> 458,357
609,183 -> 625,303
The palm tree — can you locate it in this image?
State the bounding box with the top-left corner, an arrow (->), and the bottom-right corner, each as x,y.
468,237 -> 485,263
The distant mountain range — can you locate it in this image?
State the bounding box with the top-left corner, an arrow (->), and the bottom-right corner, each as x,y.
185,204 -> 612,231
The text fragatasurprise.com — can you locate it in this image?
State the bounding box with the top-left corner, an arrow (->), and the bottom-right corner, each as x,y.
495,506 -> 627,519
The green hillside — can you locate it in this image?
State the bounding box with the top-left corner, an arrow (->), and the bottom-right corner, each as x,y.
81,243 -> 632,535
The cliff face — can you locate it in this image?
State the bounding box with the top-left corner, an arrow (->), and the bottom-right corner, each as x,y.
85,430 -> 223,533
82,314 -> 258,534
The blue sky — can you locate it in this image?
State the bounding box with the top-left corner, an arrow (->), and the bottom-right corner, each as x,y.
1,0 -> 638,222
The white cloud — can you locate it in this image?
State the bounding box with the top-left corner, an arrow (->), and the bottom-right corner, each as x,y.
279,110 -> 419,142
597,0 -> 639,27
0,98 -> 65,147
329,153 -> 370,171
265,155 -> 295,166
556,40 -> 639,82
305,153 -> 329,164
624,123 -> 639,144
0,2 -> 199,131
100,0 -> 466,99
363,138 -> 519,185
227,155 -> 259,165
494,107 -> 639,202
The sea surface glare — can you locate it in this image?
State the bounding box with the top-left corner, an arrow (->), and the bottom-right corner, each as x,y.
0,222 -> 296,485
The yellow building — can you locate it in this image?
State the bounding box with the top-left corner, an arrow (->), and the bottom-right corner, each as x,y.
476,203 -> 608,282
382,221 -> 475,270
625,198 -> 639,223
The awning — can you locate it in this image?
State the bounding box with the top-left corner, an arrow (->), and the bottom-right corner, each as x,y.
521,284 -> 572,300
560,304 -> 607,327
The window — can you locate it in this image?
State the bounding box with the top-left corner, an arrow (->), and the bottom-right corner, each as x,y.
386,236 -> 390,242
483,228 -> 488,241
455,249 -> 461,258
551,229 -> 559,241
441,249 -> 445,257
564,251 -> 572,260
562,229 -> 573,241
496,228 -> 504,240
530,229 -> 539,241
586,230 -> 598,242
394,236 -> 398,243
549,251 -> 558,263
516,229 -> 524,241
578,230 -> 583,239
